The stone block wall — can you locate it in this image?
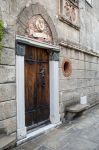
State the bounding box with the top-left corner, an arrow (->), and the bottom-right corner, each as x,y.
0,2 -> 16,135
59,46 -> 99,118
0,0 -> 99,138
0,48 -> 16,135
79,0 -> 99,53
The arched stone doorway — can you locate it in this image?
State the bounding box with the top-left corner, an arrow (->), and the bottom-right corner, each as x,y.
16,3 -> 58,44
16,3 -> 61,143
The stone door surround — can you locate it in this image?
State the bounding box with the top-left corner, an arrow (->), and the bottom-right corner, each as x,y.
16,3 -> 60,141
16,35 -> 60,141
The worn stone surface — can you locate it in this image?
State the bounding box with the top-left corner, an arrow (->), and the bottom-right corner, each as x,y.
34,146 -> 53,150
0,100 -> 16,121
66,104 -> 89,113
0,84 -> 16,102
13,105 -> 99,150
4,117 -> 16,135
0,133 -> 16,150
0,117 -> 16,135
3,29 -> 16,49
0,48 -> 15,65
0,65 -> 15,83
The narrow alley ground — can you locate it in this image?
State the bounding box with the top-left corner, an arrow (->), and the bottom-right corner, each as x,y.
13,105 -> 99,150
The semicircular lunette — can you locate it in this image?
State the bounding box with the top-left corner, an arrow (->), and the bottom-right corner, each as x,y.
17,15 -> 53,43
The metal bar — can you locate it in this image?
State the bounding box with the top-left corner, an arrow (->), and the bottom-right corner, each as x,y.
26,106 -> 49,114
27,119 -> 50,131
25,59 -> 49,63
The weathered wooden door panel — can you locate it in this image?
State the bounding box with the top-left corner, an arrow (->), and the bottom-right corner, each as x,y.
25,46 -> 50,128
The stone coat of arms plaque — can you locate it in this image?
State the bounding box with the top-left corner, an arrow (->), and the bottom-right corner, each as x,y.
59,0 -> 79,29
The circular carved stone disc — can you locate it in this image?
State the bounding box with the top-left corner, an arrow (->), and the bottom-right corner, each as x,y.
36,18 -> 45,32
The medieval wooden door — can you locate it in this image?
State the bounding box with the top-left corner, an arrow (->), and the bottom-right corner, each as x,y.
25,45 -> 50,129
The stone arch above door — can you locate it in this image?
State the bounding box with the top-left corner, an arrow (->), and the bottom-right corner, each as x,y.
16,3 -> 58,44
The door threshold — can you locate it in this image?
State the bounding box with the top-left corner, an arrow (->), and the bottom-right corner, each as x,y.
17,122 -> 61,146
27,121 -> 50,134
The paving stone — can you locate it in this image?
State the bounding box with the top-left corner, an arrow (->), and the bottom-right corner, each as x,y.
13,105 -> 99,150
0,134 -> 16,150
57,137 -> 98,150
34,145 -> 53,150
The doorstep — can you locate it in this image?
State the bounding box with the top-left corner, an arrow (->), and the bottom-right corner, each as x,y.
17,122 -> 61,146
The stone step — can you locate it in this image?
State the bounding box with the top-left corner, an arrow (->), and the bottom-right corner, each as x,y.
66,104 -> 89,113
0,134 -> 16,150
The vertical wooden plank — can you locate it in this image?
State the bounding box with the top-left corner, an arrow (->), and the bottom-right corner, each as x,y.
25,46 -> 50,128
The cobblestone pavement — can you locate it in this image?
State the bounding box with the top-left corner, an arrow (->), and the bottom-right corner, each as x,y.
13,105 -> 99,150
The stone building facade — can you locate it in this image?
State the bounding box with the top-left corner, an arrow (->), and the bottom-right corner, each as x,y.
0,0 -> 99,147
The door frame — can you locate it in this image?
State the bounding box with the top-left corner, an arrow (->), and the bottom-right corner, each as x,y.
16,35 -> 61,141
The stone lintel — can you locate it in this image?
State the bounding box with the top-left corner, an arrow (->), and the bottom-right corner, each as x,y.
16,35 -> 60,61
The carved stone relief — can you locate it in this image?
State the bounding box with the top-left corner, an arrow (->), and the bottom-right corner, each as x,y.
27,15 -> 53,43
64,1 -> 77,23
59,0 -> 79,28
17,15 -> 53,43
